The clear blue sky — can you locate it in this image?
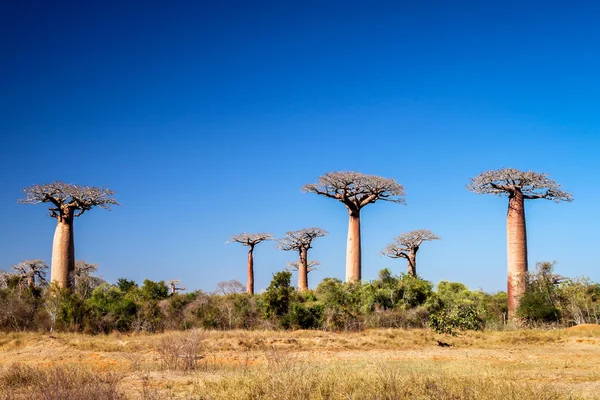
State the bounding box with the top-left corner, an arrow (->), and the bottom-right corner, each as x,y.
1,1 -> 598,293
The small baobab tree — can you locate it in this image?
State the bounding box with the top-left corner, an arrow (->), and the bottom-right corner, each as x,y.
167,279 -> 186,295
19,182 -> 118,289
278,227 -> 328,290
302,171 -> 405,282
466,168 -> 572,319
227,232 -> 274,295
11,259 -> 48,290
381,229 -> 440,277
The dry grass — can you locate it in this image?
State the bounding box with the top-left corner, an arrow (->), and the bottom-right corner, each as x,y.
1,327 -> 599,399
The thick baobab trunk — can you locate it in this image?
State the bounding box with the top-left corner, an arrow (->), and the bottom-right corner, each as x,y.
346,210 -> 361,282
298,247 -> 308,291
247,246 -> 254,295
407,252 -> 417,277
506,190 -> 528,319
50,210 -> 75,289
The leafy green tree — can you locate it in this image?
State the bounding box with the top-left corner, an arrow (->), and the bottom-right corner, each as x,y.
262,271 -> 294,320
517,261 -> 562,323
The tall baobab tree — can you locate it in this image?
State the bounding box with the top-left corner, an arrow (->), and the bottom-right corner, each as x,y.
11,259 -> 48,290
302,171 -> 405,282
278,228 -> 328,290
466,168 -> 572,318
19,182 -> 118,289
381,229 -> 440,277
227,232 -> 274,295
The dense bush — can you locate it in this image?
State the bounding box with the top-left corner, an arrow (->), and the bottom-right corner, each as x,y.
0,262 -> 598,334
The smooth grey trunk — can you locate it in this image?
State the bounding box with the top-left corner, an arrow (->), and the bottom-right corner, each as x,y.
247,246 -> 254,295
507,189 -> 528,319
50,210 -> 75,289
346,210 -> 361,282
298,247 -> 308,291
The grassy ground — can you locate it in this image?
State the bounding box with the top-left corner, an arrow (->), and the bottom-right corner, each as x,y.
1,325 -> 600,399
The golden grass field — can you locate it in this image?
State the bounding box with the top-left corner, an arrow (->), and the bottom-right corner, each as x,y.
1,325 -> 600,399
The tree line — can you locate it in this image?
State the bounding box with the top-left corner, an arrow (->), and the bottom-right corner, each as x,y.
6,167 -> 575,325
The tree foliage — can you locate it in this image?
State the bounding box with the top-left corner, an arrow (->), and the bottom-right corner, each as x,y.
302,171 -> 406,212
278,228 -> 328,251
19,182 -> 119,219
381,229 -> 440,259
466,168 -> 573,202
227,232 -> 274,247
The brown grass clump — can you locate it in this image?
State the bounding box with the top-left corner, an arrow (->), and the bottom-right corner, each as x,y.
194,360 -> 580,400
0,363 -> 123,399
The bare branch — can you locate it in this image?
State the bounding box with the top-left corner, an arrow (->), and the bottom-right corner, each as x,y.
277,227 -> 328,251
72,260 -> 104,297
286,260 -> 320,273
215,279 -> 245,295
227,232 -> 274,247
466,168 -> 573,203
381,229 -> 440,258
302,171 -> 406,210
19,182 -> 119,218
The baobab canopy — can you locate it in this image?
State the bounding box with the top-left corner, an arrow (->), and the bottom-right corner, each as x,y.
19,182 -> 119,217
302,171 -> 406,209
466,168 -> 573,202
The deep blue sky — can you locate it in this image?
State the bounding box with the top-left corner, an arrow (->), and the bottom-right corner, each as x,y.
1,1 -> 598,293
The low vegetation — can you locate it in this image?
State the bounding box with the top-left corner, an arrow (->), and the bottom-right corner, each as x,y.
1,262 -> 598,335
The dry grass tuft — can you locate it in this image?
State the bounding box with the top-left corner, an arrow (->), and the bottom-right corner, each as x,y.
0,364 -> 123,399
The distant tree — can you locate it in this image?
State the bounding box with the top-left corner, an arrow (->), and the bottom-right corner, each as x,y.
278,228 -> 328,291
11,259 -> 48,290
116,278 -> 137,293
263,271 -> 293,319
167,279 -> 186,295
381,229 -> 440,277
302,171 -> 405,282
215,279 -> 245,295
227,232 -> 274,294
72,260 -> 104,298
467,168 -> 572,319
140,279 -> 170,301
19,182 -> 118,289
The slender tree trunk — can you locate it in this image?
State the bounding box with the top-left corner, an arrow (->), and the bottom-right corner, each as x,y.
298,247 -> 308,291
247,245 -> 255,295
50,209 -> 75,289
407,252 -> 417,277
506,189 -> 528,319
346,209 -> 361,282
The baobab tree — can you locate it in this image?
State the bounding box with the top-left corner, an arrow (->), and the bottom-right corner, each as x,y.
381,229 -> 440,277
11,259 -> 48,290
278,228 -> 328,290
19,182 -> 118,289
466,168 -> 572,318
302,171 -> 405,282
227,232 -> 274,294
